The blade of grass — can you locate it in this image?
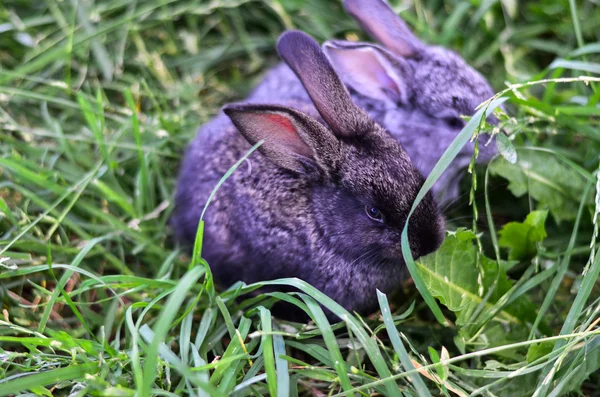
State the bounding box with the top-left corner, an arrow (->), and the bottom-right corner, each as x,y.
0,363 -> 99,396
549,59 -> 600,74
273,333 -> 290,397
302,295 -> 354,396
139,266 -> 206,397
568,0 -> 584,48
0,0 -> 181,85
259,278 -> 402,397
38,234 -> 116,333
71,0 -> 114,81
402,96 -> 508,326
377,290 -> 432,397
124,88 -> 150,215
529,180 -> 592,339
258,307 -> 278,397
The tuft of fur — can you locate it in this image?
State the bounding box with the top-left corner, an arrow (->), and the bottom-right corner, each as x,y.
173,31 -> 445,320
249,0 -> 498,204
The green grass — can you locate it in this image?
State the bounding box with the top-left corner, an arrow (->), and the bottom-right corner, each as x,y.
1,0 -> 600,395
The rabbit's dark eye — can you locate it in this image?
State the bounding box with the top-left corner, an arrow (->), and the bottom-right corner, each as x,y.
444,116 -> 465,129
365,205 -> 385,223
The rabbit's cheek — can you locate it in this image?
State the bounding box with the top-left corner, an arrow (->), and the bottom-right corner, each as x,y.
378,245 -> 405,264
381,109 -> 412,137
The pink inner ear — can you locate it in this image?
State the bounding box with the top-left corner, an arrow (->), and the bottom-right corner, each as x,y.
261,113 -> 313,158
326,46 -> 403,101
374,69 -> 400,94
265,113 -> 295,132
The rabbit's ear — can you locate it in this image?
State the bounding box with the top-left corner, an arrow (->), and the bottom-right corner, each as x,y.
343,0 -> 424,58
277,30 -> 370,138
323,41 -> 410,104
224,104 -> 339,175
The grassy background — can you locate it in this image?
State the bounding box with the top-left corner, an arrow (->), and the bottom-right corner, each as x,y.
1,0 -> 600,395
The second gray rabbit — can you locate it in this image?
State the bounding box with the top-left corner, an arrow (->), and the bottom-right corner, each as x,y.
250,0 -> 498,204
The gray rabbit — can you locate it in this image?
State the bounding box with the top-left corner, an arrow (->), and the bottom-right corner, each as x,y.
173,31 -> 445,319
250,0 -> 498,204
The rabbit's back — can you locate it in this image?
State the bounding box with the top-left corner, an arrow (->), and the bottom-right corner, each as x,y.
249,63 -> 311,104
172,113 -> 237,244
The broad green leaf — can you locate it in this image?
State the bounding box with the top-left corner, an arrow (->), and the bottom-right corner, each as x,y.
417,229 -> 485,326
416,229 -> 536,329
499,210 -> 549,260
490,150 -> 590,222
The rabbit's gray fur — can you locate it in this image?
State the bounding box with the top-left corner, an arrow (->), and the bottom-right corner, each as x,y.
173,31 -> 444,319
250,0 -> 497,204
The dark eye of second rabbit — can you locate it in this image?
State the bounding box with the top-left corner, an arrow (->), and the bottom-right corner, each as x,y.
365,205 -> 385,223
445,116 -> 465,129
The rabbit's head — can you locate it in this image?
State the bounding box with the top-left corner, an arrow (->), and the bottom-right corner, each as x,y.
323,0 -> 497,176
225,31 -> 445,264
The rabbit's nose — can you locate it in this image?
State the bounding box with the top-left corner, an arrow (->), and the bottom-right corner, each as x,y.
406,218 -> 445,259
418,226 -> 444,258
